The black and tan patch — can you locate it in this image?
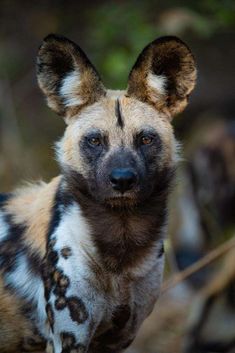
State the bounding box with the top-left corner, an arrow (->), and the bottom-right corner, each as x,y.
47,249 -> 59,267
46,303 -> 55,332
61,332 -> 86,353
42,249 -> 59,301
58,273 -> 70,288
48,238 -> 57,248
66,296 -> 89,324
41,263 -> 52,302
61,246 -> 72,259
0,218 -> 26,274
53,274 -> 70,297
43,185 -> 73,301
55,296 -> 67,311
53,269 -> 70,288
53,269 -> 70,310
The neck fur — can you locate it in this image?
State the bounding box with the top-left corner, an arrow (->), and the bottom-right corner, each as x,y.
59,167 -> 174,273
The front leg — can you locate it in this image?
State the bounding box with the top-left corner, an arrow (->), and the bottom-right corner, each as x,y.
42,240 -> 102,353
89,304 -> 138,353
45,292 -> 93,353
91,251 -> 165,353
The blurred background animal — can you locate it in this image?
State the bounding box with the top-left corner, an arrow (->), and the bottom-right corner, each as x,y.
177,122 -> 235,353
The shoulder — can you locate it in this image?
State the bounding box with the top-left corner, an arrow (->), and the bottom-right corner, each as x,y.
1,176 -> 62,258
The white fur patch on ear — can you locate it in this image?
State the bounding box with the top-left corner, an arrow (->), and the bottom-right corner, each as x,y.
147,73 -> 167,95
60,71 -> 84,107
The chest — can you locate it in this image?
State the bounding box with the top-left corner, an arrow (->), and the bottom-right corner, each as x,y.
46,201 -> 164,301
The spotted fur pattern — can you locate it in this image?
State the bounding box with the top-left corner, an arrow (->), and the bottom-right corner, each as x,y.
0,34 -> 196,352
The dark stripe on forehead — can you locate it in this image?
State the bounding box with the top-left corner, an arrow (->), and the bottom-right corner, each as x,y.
115,99 -> 124,129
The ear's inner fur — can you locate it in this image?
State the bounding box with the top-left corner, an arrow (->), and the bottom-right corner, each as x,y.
127,36 -> 196,117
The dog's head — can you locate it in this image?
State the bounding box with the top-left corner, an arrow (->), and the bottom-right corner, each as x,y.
37,34 -> 196,207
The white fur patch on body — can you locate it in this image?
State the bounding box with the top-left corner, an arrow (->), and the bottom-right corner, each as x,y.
4,254 -> 48,337
5,254 -> 40,301
48,203 -> 104,351
45,202 -> 164,352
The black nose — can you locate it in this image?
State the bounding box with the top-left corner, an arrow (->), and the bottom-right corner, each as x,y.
109,168 -> 137,193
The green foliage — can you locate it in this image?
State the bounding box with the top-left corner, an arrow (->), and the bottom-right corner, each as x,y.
85,0 -> 235,88
86,1 -> 159,88
200,0 -> 235,27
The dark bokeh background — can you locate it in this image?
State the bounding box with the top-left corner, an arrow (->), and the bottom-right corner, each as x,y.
0,1 -> 235,352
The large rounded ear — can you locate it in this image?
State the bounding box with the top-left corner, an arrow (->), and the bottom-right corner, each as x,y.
37,34 -> 106,120
127,36 -> 196,118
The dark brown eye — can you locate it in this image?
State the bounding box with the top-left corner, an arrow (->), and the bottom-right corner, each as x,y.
89,137 -> 101,146
141,136 -> 153,145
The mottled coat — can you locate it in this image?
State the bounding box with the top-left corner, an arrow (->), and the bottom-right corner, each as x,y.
0,34 -> 196,353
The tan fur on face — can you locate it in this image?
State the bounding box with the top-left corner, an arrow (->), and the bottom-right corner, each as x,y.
56,91 -> 177,177
5,176 -> 61,258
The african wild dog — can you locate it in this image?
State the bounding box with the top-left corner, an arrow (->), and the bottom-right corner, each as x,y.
0,34 -> 196,352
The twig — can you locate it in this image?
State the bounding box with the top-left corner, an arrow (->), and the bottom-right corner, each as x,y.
162,236 -> 235,293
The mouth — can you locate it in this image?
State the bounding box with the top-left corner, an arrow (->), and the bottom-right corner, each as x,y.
104,195 -> 138,208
